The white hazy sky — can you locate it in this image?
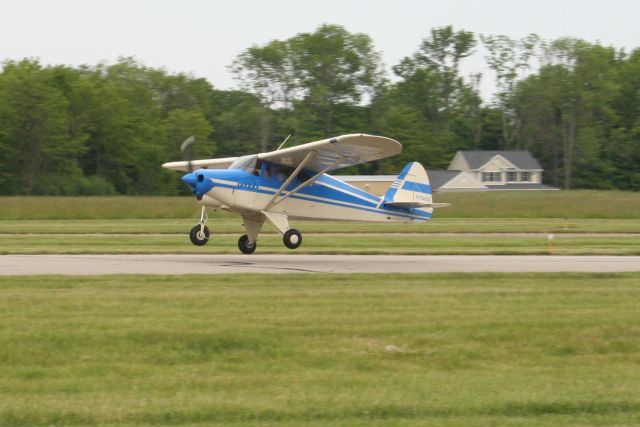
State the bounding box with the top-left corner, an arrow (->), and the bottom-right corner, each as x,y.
1,0 -> 639,101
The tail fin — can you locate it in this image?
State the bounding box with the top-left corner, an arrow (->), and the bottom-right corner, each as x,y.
383,162 -> 448,208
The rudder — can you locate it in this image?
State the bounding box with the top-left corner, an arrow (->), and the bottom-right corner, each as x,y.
383,162 -> 433,207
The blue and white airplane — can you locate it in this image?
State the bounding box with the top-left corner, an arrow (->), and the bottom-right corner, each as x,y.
162,134 -> 447,254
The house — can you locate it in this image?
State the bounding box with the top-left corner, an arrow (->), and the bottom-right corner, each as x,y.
427,170 -> 488,192
335,150 -> 556,194
448,150 -> 557,190
336,170 -> 487,196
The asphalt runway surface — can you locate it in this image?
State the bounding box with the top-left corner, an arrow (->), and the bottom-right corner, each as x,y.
1,254 -> 639,275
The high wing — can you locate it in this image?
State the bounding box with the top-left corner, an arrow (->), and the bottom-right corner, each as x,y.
162,134 -> 400,173
259,134 -> 401,172
162,157 -> 238,172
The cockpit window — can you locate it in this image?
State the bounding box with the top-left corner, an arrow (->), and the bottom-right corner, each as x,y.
263,163 -> 296,182
229,155 -> 258,173
261,162 -> 314,184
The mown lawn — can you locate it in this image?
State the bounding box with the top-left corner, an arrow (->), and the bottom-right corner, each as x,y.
1,190 -> 640,220
1,273 -> 640,426
1,233 -> 639,255
0,217 -> 639,234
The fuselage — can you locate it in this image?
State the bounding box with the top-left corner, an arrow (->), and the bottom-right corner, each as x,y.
185,161 -> 432,223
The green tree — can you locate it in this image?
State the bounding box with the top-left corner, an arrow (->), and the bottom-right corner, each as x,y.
395,26 -> 476,132
611,49 -> 640,189
78,59 -> 165,194
163,109 -> 214,160
290,24 -> 383,136
377,26 -> 481,168
232,24 -> 383,139
515,39 -> 622,189
481,33 -> 540,148
0,60 -> 85,195
230,40 -> 297,109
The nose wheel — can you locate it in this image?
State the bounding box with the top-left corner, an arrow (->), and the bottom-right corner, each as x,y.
189,224 -> 210,246
283,229 -> 302,249
189,206 -> 210,246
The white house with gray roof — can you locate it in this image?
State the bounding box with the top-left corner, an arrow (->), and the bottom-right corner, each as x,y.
336,150 -> 556,194
449,151 -> 556,190
336,170 -> 487,196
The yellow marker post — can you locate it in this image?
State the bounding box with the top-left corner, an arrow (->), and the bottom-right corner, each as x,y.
547,233 -> 554,254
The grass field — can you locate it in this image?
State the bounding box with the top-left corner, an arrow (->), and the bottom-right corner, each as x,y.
1,233 -> 639,255
2,273 -> 640,426
2,190 -> 640,220
1,218 -> 639,234
1,192 -> 638,254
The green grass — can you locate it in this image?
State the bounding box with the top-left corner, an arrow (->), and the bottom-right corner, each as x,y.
0,217 -> 639,234
1,190 -> 640,220
0,196 -> 198,220
1,233 -> 639,255
435,190 -> 640,219
1,273 -> 640,426
1,192 -> 638,254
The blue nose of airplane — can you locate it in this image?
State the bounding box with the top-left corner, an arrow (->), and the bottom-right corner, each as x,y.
181,172 -> 197,188
181,171 -> 213,199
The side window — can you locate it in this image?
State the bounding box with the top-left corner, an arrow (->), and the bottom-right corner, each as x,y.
264,163 -> 295,182
253,159 -> 262,176
261,163 -> 316,185
298,171 -> 311,182
274,165 -> 293,182
263,163 -> 273,179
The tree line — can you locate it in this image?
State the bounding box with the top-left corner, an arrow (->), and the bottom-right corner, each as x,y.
0,24 -> 638,195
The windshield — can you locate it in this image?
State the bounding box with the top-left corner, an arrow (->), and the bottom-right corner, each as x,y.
229,155 -> 258,172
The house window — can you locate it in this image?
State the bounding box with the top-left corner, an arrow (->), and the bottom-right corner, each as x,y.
520,172 -> 531,182
482,172 -> 501,182
506,171 -> 517,182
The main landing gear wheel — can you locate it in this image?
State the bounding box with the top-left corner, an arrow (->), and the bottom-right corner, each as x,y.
189,225 -> 210,246
238,234 -> 257,254
283,229 -> 302,249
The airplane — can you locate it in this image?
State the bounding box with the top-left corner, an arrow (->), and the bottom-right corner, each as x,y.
162,134 -> 448,254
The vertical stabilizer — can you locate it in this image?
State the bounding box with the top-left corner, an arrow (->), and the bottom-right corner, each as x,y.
383,162 -> 433,207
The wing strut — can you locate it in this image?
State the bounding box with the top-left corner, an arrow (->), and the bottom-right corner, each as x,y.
264,151 -> 316,210
270,156 -> 345,207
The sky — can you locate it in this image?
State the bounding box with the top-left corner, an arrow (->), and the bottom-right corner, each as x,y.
1,0 -> 639,101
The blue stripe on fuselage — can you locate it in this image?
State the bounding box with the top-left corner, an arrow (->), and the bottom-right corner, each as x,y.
257,174 -> 380,209
318,174 -> 381,202
202,169 -> 431,220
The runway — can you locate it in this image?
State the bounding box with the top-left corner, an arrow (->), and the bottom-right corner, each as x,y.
1,254 -> 639,275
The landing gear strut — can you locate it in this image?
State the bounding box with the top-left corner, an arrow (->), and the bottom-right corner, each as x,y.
189,206 -> 210,246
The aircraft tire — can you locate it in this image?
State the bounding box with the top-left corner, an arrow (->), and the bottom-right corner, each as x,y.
238,234 -> 257,254
283,229 -> 302,249
189,225 -> 210,246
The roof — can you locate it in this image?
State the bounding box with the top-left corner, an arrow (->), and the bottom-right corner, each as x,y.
457,151 -> 542,170
427,170 -> 462,189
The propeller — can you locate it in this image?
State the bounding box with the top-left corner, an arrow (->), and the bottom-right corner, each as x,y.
179,135 -> 214,201
180,136 -> 199,197
180,136 -> 195,173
